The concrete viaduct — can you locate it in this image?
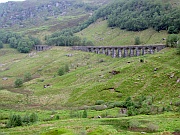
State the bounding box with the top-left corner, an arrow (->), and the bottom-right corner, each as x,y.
72,44 -> 166,58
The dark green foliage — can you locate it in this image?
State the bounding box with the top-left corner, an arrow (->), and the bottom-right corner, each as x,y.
134,37 -> 140,45
168,26 -> 179,34
24,72 -> 32,81
95,100 -> 104,105
166,34 -> 179,47
28,36 -> 42,45
58,67 -> 65,76
124,97 -> 134,108
46,28 -> 94,46
17,38 -> 34,53
82,110 -> 87,118
22,113 -> 30,125
6,114 -> 22,128
14,78 -> 23,88
6,113 -> 38,128
78,0 -> 180,32
0,40 -> 3,49
55,115 -> 60,120
0,30 -> 41,53
29,113 -> 38,123
127,106 -> 138,116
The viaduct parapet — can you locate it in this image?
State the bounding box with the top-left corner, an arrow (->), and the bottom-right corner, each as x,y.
72,44 -> 166,58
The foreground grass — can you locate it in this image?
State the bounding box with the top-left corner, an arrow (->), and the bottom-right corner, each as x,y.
0,110 -> 179,135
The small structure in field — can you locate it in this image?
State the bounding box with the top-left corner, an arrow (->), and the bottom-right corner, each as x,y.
35,45 -> 52,51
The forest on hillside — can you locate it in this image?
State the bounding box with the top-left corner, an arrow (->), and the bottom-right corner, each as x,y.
82,0 -> 180,33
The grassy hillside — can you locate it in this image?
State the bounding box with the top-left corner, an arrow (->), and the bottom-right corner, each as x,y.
0,46 -> 180,134
76,20 -> 170,46
0,46 -> 179,109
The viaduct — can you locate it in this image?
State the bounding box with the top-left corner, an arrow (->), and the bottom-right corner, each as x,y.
35,45 -> 51,51
72,44 -> 166,58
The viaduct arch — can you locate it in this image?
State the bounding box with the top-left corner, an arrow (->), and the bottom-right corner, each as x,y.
72,44 -> 166,58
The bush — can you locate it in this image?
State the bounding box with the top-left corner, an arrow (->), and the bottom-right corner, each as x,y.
134,36 -> 141,45
6,114 -> 22,128
58,67 -> 65,76
24,72 -> 32,81
14,78 -> 23,88
95,100 -> 104,105
124,97 -> 134,108
82,110 -> 87,118
30,113 -> 38,123
114,101 -> 124,107
55,115 -> 60,120
168,26 -> 179,34
166,34 -> 179,47
127,106 -> 138,116
22,113 -> 30,125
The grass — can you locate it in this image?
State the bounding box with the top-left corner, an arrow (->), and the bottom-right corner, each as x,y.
0,34 -> 180,135
0,47 -> 179,109
0,109 -> 179,135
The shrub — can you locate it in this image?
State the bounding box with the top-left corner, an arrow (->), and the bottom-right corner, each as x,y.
58,67 -> 65,76
22,113 -> 30,125
124,97 -> 134,108
168,26 -> 179,34
24,72 -> 32,81
127,106 -> 138,116
166,34 -> 179,47
134,36 -> 141,45
55,115 -> 60,120
30,113 -> 38,123
139,103 -> 151,115
114,101 -> 124,107
14,78 -> 23,88
82,110 -> 87,118
6,114 -> 22,128
95,100 -> 104,105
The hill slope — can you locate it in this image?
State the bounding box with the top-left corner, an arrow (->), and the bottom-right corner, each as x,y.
0,46 -> 179,110
76,20 -> 169,46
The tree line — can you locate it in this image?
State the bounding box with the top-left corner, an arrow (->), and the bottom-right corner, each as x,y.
45,29 -> 94,46
0,30 -> 41,53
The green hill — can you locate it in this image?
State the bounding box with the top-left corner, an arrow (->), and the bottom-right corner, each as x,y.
0,46 -> 179,109
76,19 -> 169,46
0,0 -> 180,134
0,46 -> 180,134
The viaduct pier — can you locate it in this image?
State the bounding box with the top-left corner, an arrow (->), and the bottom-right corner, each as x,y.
72,44 -> 166,58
